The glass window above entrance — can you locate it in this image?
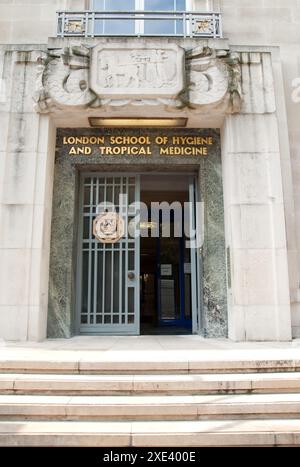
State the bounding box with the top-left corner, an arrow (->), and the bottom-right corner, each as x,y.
144,0 -> 186,35
92,0 -> 136,35
91,0 -> 186,9
91,0 -> 187,36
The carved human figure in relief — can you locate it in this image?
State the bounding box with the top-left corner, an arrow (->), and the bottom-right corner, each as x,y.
154,50 -> 170,87
144,50 -> 176,88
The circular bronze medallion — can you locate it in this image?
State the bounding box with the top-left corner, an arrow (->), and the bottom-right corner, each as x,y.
93,212 -> 125,244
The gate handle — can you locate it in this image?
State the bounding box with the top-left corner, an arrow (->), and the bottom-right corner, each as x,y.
128,272 -> 135,281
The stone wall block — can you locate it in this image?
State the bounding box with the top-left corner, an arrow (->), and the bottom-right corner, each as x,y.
240,52 -> 276,114
2,152 -> 37,205
0,306 -> 29,341
0,249 -> 31,307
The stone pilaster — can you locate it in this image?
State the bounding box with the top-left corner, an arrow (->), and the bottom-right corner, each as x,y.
0,47 -> 55,341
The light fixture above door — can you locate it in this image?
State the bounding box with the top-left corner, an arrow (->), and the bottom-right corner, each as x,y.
88,117 -> 188,128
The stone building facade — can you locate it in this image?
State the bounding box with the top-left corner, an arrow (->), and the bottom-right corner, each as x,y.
0,0 -> 299,342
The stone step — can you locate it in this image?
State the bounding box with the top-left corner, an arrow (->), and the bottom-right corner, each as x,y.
1,372 -> 300,395
1,358 -> 300,374
0,393 -> 300,421
0,419 -> 300,446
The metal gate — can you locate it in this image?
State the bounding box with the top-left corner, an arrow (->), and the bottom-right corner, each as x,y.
76,174 -> 140,334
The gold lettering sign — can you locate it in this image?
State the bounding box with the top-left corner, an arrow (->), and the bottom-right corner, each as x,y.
63,134 -> 214,157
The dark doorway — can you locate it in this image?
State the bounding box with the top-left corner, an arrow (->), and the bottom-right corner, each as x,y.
140,175 -> 193,335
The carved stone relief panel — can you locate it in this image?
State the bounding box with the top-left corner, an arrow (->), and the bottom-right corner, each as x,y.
90,43 -> 185,99
33,40 -> 246,115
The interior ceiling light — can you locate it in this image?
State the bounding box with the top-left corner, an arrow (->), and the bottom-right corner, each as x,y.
89,117 -> 188,128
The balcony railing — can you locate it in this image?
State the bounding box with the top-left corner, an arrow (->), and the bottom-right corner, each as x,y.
57,11 -> 222,39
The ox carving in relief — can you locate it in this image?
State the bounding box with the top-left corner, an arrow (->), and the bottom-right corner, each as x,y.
90,43 -> 184,98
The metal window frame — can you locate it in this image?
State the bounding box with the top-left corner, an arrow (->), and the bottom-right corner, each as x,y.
90,0 -> 189,36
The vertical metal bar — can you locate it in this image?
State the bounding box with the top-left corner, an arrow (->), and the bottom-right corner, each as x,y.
93,177 -> 99,326
62,12 -> 66,38
87,177 -> 93,324
189,177 -> 198,334
119,177 -> 123,324
103,0 -> 106,34
135,175 -> 140,333
218,13 -> 223,38
102,178 -> 107,320
189,13 -> 193,38
57,12 -> 60,37
183,12 -> 186,38
110,177 -> 115,322
213,13 -> 216,38
85,11 -> 89,37
92,11 -> 95,37
125,176 -> 129,325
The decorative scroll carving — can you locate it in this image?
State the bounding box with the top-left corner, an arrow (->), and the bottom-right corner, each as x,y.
186,46 -> 242,113
34,42 -> 242,115
33,45 -> 97,113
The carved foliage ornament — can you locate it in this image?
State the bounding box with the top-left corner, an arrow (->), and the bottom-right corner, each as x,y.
33,43 -> 242,114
